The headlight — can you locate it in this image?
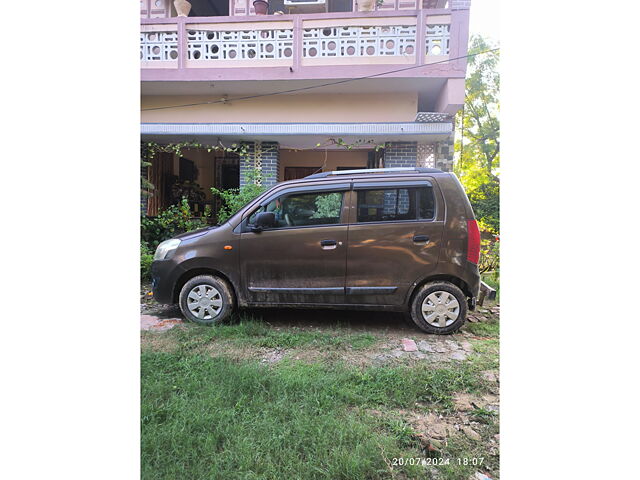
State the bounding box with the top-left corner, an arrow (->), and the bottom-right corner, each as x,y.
154,239 -> 181,261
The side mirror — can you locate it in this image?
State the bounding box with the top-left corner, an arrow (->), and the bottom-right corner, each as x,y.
251,211 -> 276,232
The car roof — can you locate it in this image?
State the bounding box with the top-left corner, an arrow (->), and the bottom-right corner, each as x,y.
277,167 -> 448,188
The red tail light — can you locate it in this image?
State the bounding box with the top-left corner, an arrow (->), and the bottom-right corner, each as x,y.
467,219 -> 481,264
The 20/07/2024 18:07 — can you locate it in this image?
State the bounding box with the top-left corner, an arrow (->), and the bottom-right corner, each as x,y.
391,457 -> 485,467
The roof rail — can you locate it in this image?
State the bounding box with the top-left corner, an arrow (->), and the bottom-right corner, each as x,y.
305,167 -> 443,179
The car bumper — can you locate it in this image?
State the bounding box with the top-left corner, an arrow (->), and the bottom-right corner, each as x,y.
468,295 -> 477,311
151,259 -> 183,304
464,264 -> 481,311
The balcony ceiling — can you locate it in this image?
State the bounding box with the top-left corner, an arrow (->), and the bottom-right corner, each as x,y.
140,78 -> 447,97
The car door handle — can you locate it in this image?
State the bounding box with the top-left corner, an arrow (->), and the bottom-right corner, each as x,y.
413,235 -> 430,243
320,239 -> 337,249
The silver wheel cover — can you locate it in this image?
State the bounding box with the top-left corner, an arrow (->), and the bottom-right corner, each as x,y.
421,291 -> 460,328
186,284 -> 223,320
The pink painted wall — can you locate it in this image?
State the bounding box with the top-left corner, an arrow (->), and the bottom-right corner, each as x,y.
435,78 -> 465,115
141,92 -> 418,123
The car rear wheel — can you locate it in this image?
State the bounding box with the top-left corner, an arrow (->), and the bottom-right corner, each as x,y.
178,275 -> 234,325
409,281 -> 467,335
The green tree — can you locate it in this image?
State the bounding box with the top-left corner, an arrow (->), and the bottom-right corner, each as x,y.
454,35 -> 500,233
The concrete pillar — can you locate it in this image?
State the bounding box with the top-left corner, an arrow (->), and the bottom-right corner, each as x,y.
384,138 -> 455,172
435,136 -> 455,172
259,142 -> 279,188
383,142 -> 418,168
239,142 -> 255,188
434,78 -> 465,116
239,141 -> 280,188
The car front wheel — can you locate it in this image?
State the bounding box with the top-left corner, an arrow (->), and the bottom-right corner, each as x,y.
178,275 -> 234,325
409,281 -> 467,335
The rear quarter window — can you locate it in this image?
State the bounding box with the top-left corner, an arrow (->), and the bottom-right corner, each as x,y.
356,187 -> 435,223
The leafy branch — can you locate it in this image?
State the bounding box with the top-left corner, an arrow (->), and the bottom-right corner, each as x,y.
143,140 -> 250,160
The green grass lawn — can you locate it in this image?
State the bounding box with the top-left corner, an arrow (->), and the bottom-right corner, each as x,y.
141,316 -> 500,480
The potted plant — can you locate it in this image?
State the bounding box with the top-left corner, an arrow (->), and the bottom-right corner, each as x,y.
357,0 -> 376,12
174,0 -> 191,17
253,0 -> 269,15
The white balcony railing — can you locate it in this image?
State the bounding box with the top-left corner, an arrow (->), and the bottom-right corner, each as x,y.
141,11 -> 458,71
302,24 -> 417,59
187,28 -> 295,62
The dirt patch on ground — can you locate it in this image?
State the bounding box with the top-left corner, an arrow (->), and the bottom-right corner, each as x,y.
140,331 -> 179,352
453,392 -> 500,413
200,342 -> 295,364
140,295 -> 500,368
140,331 -> 483,367
368,402 -> 500,459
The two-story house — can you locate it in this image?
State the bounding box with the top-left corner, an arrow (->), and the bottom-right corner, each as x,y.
141,0 -> 471,216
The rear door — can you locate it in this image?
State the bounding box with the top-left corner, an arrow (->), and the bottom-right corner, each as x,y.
345,179 -> 445,306
239,184 -> 350,305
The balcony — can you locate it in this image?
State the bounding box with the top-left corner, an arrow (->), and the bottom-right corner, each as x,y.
140,8 -> 469,82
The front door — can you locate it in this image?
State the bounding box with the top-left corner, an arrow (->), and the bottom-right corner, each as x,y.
240,187 -> 349,305
345,180 -> 445,306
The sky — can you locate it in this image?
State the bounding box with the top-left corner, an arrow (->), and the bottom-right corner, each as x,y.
468,0 -> 500,43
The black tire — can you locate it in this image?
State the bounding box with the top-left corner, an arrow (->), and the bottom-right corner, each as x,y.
409,281 -> 467,335
178,275 -> 234,325
401,311 -> 417,328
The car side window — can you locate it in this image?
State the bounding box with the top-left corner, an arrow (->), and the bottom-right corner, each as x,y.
418,186 -> 435,220
248,191 -> 344,229
356,188 -> 415,222
356,186 -> 435,223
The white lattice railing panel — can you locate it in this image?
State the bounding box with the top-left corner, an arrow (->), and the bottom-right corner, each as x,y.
140,31 -> 178,61
417,143 -> 436,168
425,24 -> 450,56
302,25 -> 417,58
187,29 -> 295,61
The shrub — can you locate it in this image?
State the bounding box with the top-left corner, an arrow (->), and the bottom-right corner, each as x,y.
479,236 -> 499,274
478,223 -> 499,280
141,242 -> 154,281
141,197 -> 210,251
210,169 -> 268,224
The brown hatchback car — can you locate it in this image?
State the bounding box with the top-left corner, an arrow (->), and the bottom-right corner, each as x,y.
151,167 -> 481,334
